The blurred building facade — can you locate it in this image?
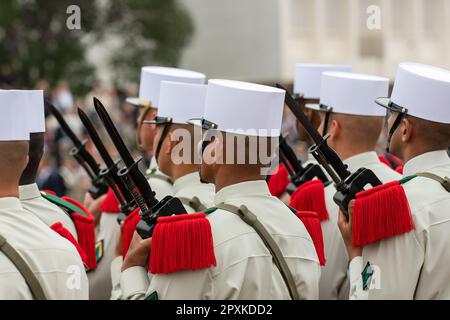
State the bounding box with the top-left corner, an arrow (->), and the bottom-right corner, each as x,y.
180,0 -> 450,81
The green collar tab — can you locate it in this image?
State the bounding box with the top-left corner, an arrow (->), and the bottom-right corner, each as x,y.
41,192 -> 89,218
399,175 -> 417,185
203,207 -> 218,215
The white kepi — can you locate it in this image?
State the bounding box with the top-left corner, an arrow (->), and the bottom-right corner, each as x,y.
293,63 -> 352,99
144,81 -> 207,125
0,90 -> 31,141
25,90 -> 46,134
190,79 -> 285,137
306,72 -> 389,117
126,67 -> 206,108
375,62 -> 450,124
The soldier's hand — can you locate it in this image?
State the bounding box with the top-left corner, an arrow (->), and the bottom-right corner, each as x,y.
114,221 -> 124,259
84,192 -> 94,208
121,231 -> 152,271
337,200 -> 362,261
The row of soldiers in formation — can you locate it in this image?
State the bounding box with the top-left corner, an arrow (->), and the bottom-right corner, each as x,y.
0,62 -> 449,300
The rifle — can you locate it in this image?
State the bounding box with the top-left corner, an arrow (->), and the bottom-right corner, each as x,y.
278,135 -> 329,194
46,102 -> 108,199
276,84 -> 382,215
78,107 -> 138,223
93,97 -> 187,239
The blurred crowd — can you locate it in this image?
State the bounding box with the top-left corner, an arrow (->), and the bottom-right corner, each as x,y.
1,64 -> 144,201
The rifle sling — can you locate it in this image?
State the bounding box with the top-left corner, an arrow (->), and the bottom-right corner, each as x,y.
178,196 -> 207,212
0,235 -> 47,300
415,172 -> 450,193
215,203 -> 300,300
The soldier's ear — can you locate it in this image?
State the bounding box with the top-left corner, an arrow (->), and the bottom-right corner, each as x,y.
401,117 -> 413,143
329,119 -> 340,139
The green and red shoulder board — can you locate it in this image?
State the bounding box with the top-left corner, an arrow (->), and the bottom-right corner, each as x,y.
41,191 -> 97,270
352,179 -> 415,247
289,179 -> 329,221
100,187 -> 121,213
287,206 -> 326,266
149,213 -> 216,274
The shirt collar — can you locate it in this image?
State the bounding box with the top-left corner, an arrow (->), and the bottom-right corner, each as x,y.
214,180 -> 270,205
344,151 -> 381,173
172,172 -> 202,195
19,183 -> 42,201
403,150 -> 450,177
0,197 -> 23,209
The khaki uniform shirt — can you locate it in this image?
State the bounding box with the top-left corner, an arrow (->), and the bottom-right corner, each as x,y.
19,184 -> 78,240
89,212 -> 120,300
0,197 -> 88,299
349,150 -> 450,299
110,171 -> 215,299
320,151 -> 401,300
118,180 -> 321,300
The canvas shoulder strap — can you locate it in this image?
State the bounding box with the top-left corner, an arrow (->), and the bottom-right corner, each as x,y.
178,196 -> 207,212
415,172 -> 450,193
215,203 -> 300,300
0,235 -> 46,300
145,168 -> 173,185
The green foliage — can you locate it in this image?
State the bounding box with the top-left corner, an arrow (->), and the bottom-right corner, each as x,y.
0,0 -> 193,94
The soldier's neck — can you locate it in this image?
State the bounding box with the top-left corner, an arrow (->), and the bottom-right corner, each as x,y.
170,164 -> 198,182
334,144 -> 375,161
213,164 -> 264,193
0,184 -> 20,198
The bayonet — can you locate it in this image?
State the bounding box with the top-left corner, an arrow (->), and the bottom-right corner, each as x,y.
47,101 -> 108,199
93,97 -> 186,238
78,107 -> 137,222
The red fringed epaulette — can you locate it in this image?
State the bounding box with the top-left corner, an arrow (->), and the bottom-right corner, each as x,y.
395,165 -> 404,174
122,208 -> 141,258
289,179 -> 329,221
295,211 -> 326,266
50,222 -> 88,265
100,188 -> 121,213
149,213 -> 216,274
61,196 -> 97,270
352,181 -> 414,247
41,192 -> 97,270
268,164 -> 289,197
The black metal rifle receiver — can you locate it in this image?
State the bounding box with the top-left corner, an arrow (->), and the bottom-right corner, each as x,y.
276,84 -> 382,215
279,135 -> 329,194
46,101 -> 108,199
93,97 -> 187,238
78,107 -> 138,222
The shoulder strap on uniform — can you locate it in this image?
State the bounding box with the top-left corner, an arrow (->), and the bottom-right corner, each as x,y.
215,203 -> 300,300
145,168 -> 173,185
178,196 -> 207,212
415,172 -> 450,193
0,235 -> 47,300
